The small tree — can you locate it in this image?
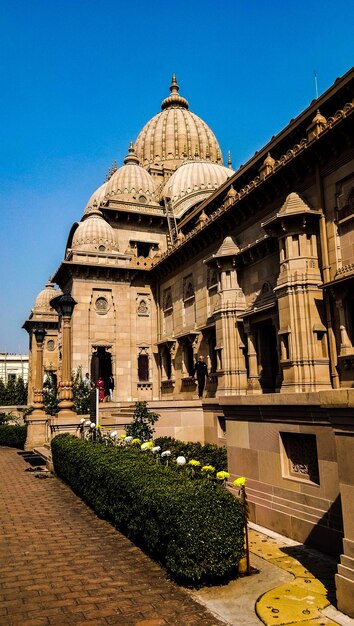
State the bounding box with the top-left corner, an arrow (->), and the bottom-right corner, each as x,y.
5,378 -> 16,405
14,377 -> 27,405
43,372 -> 59,416
125,401 -> 160,441
72,367 -> 90,415
0,379 -> 6,405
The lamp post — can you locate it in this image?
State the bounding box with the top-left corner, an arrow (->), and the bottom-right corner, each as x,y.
24,325 -> 47,450
51,293 -> 77,420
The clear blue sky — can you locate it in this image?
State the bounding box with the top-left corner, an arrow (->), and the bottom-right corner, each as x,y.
0,0 -> 353,352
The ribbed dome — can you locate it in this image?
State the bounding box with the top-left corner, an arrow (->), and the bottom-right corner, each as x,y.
163,160 -> 234,219
34,281 -> 58,312
84,181 -> 108,215
104,143 -> 158,204
72,208 -> 118,253
135,76 -> 222,170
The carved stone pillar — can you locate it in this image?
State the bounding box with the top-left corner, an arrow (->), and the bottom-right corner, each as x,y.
244,322 -> 261,394
205,236 -> 247,396
262,193 -> 331,392
50,293 -> 77,422
334,296 -> 353,355
57,314 -> 76,419
25,327 -> 48,450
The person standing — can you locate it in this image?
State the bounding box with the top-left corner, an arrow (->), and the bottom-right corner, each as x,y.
108,374 -> 115,401
194,355 -> 208,398
83,372 -> 91,389
96,377 -> 105,402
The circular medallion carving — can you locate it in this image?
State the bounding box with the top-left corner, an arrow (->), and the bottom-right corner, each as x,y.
95,297 -> 109,314
47,339 -> 55,351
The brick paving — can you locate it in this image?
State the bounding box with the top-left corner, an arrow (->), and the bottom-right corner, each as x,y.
0,448 -> 224,626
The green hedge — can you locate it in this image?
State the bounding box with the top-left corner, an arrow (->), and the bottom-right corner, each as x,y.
154,436 -> 227,471
51,434 -> 244,586
0,425 -> 27,449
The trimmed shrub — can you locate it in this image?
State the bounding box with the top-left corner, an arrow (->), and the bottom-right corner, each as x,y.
0,425 -> 27,449
51,434 -> 244,586
154,436 -> 227,471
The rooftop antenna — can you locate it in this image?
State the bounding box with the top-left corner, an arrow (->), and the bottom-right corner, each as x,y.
314,70 -> 319,99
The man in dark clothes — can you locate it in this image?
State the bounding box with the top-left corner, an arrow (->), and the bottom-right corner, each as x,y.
108,375 -> 115,401
194,355 -> 208,398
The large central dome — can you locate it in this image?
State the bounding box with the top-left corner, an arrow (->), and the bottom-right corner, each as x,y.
135,75 -> 222,171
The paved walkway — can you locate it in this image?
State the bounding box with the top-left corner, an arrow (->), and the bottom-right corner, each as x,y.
0,448 -> 224,626
1,447 -> 352,626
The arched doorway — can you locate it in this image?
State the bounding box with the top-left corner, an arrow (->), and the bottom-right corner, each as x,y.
91,346 -> 112,391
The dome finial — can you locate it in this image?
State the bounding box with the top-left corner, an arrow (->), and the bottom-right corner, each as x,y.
170,74 -> 179,93
227,151 -> 232,169
124,142 -> 139,165
161,75 -> 189,110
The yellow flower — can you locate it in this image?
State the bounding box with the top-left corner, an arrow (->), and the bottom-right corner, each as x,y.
233,476 -> 246,488
120,433 -> 127,439
216,471 -> 230,481
131,438 -> 141,446
188,459 -> 201,467
141,441 -> 154,451
201,465 -> 215,473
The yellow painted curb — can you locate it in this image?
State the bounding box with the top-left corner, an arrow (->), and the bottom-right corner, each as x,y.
249,529 -> 335,626
257,582 -> 330,625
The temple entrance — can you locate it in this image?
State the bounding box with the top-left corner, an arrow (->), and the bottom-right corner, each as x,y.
256,321 -> 279,393
91,346 -> 112,390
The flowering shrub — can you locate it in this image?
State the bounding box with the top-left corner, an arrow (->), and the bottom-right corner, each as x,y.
154,436 -> 227,471
188,459 -> 200,467
125,401 -> 160,441
233,476 -> 246,488
201,465 -> 215,475
216,471 -> 230,483
141,441 -> 154,451
51,434 -> 244,586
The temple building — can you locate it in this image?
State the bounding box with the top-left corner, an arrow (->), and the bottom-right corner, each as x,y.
23,69 -> 354,615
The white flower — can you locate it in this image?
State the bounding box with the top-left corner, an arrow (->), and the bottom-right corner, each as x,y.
110,431 -> 117,438
176,456 -> 186,466
80,418 -> 85,424
161,450 -> 171,458
84,420 -> 91,427
125,436 -> 133,444
90,422 -> 96,429
152,446 -> 161,454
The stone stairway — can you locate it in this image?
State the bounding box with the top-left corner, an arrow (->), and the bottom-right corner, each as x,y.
98,402 -> 135,430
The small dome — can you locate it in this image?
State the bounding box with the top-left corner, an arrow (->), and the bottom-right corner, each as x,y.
163,160 -> 234,219
312,109 -> 327,126
34,281 -> 58,313
84,181 -> 108,215
263,152 -> 275,167
135,75 -> 223,170
72,208 -> 118,253
104,143 -> 158,204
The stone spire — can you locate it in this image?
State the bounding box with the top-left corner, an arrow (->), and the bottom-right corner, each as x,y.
124,141 -> 140,165
161,74 -> 189,110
